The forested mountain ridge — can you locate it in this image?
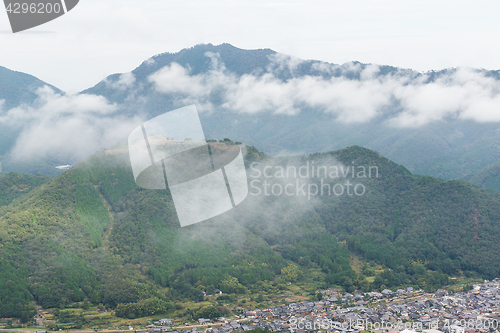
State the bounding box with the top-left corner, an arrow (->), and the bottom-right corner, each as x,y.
460,162 -> 500,192
81,43 -> 500,180
0,172 -> 49,207
2,44 -> 500,180
1,143 -> 500,321
0,65 -> 62,109
82,43 -> 277,104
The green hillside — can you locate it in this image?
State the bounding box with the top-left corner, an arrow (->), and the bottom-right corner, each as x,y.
1,144 -> 500,322
461,161 -> 500,192
0,172 -> 49,206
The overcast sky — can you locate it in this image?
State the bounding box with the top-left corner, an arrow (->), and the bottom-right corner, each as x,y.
0,0 -> 499,93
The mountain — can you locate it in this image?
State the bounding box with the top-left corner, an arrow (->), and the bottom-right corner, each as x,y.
0,65 -> 62,109
1,144 -> 500,321
0,66 -> 63,174
82,43 -> 276,102
2,44 -> 500,180
82,43 -> 500,180
0,172 -> 49,206
460,162 -> 500,192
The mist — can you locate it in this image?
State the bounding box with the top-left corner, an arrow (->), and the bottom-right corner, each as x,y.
2,51 -> 500,170
0,86 -> 144,164
148,52 -> 500,126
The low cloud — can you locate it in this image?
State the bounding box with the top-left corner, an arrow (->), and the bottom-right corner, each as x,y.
389,69 -> 500,126
4,53 -> 499,166
106,72 -> 137,91
148,52 -> 500,126
267,53 -> 305,76
0,86 -> 142,162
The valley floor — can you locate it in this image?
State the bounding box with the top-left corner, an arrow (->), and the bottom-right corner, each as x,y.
5,279 -> 500,333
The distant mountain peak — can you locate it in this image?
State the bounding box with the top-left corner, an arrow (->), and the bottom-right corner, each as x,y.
0,65 -> 62,109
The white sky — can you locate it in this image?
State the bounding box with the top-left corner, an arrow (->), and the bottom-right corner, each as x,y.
0,0 -> 499,93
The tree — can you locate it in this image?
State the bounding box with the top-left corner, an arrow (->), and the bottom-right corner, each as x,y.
358,279 -> 370,292
339,276 -> 355,293
194,306 -> 222,320
281,264 -> 301,282
372,276 -> 383,289
220,276 -> 246,294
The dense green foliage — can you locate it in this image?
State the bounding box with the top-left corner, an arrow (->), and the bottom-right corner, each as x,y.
321,147 -> 500,279
461,161 -> 500,192
277,234 -> 355,286
0,245 -> 35,321
115,297 -> 172,318
192,305 -> 229,320
2,144 -> 500,320
0,172 -> 49,206
75,183 -> 109,247
27,240 -> 100,308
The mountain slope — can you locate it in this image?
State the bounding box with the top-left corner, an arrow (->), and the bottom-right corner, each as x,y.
0,65 -> 63,170
2,44 -> 500,180
0,65 -> 62,109
81,43 -> 500,180
0,172 -> 49,207
83,43 -> 276,104
461,161 -> 500,192
1,144 -> 500,320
